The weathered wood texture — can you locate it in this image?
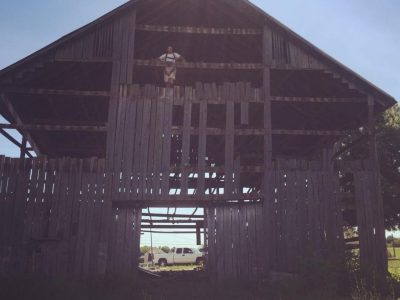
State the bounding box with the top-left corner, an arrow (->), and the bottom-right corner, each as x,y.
207,167 -> 342,279
0,156 -> 141,278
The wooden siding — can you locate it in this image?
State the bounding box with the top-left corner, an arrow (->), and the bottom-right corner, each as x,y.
0,156 -> 141,278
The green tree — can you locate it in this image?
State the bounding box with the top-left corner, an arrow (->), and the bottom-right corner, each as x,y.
159,246 -> 170,253
140,245 -> 150,254
377,104 -> 400,229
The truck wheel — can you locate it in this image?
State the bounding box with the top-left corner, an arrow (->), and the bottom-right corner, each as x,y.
158,259 -> 167,267
196,258 -> 204,266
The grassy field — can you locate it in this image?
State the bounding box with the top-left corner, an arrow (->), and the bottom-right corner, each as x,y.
388,247 -> 400,276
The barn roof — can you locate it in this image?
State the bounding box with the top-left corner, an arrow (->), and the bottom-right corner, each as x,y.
0,0 -> 397,158
0,0 -> 396,106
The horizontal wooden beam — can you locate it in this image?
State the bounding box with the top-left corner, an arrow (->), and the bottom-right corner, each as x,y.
136,24 -> 262,35
140,230 -> 205,234
113,195 -> 262,208
53,57 -> 112,63
141,219 -> 203,224
141,224 -> 204,229
272,129 -> 349,136
134,59 -> 264,70
171,127 -> 349,136
270,96 -> 366,104
1,123 -> 349,136
0,123 -> 107,132
1,88 -> 110,97
141,213 -> 204,219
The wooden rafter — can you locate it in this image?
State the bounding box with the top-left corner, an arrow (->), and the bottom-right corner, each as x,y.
0,123 -> 107,132
134,59 -> 264,70
136,24 -> 262,35
0,93 -> 40,155
0,88 -> 110,97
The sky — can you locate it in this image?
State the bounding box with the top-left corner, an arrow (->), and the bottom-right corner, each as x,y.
0,0 -> 399,245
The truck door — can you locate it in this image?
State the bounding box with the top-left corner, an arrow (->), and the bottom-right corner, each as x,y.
174,248 -> 184,263
182,248 -> 195,264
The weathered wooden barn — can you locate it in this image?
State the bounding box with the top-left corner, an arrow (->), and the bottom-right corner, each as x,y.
0,0 -> 397,280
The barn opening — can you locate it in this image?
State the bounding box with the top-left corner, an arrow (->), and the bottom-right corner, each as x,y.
139,207 -> 206,275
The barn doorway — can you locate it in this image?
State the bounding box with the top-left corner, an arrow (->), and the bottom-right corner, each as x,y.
139,207 -> 206,277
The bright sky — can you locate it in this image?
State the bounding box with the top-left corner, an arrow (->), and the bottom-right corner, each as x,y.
0,0 -> 399,245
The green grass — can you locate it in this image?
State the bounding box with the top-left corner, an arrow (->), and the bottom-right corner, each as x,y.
388,247 -> 400,276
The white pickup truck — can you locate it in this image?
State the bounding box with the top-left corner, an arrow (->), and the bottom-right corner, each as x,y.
153,247 -> 204,266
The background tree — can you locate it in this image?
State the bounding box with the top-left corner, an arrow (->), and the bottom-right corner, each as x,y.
159,246 -> 171,253
377,104 -> 400,229
140,245 -> 150,254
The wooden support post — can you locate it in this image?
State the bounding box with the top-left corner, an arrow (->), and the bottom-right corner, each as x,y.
20,136 -> 27,159
263,25 -> 273,169
196,221 -> 202,246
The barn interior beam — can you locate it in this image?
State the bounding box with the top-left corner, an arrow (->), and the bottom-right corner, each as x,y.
134,59 -> 264,70
0,93 -> 40,155
136,24 -> 262,35
270,96 -> 366,103
0,123 -> 107,132
0,88 -> 110,97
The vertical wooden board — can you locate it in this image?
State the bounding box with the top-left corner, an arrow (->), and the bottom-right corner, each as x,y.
180,90 -> 192,197
106,23 -> 122,170
118,13 -> 130,84
131,94 -> 145,200
355,171 -> 370,269
262,170 -> 273,272
161,96 -> 173,198
82,161 -> 97,277
277,170 -> 287,272
224,86 -> 234,199
126,10 -> 137,84
10,164 -> 30,273
154,99 -> 165,199
230,205 -> 239,279
255,202 -> 264,276
114,85 -> 129,197
54,159 -> 70,276
74,167 -> 89,276
33,159 -> 46,240
96,162 -> 107,275
263,25 -> 273,169
23,159 -> 39,243
238,205 -> 249,278
240,102 -> 249,125
206,208 -> 216,279
215,207 -> 224,280
296,171 -> 308,257
146,97 -> 158,198
132,208 -> 142,277
121,99 -> 137,200
222,206 -> 233,279
197,100 -> 207,198
287,171 -> 298,271
246,204 -> 257,279
4,159 -> 17,247
114,207 -> 127,274
138,88 -> 152,199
